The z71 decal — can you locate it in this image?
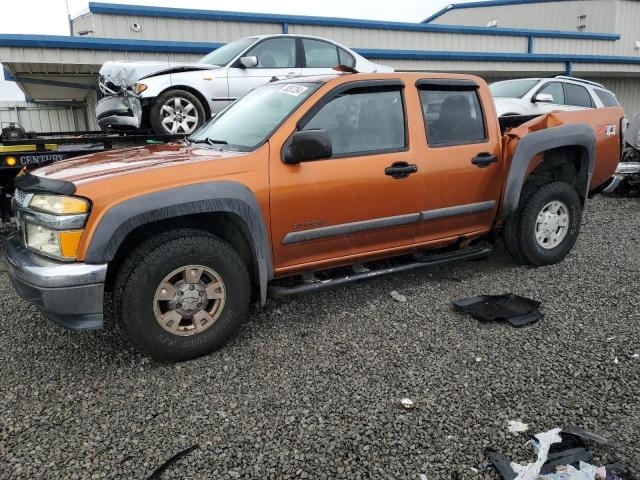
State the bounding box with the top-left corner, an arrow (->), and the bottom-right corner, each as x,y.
597,124 -> 616,136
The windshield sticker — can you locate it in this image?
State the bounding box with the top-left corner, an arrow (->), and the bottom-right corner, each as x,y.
278,84 -> 308,97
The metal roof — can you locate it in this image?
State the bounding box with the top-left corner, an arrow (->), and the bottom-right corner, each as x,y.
422,0 -> 578,23
83,2 -> 620,40
2,35 -> 640,66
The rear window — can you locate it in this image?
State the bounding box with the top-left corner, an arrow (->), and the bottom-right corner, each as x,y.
594,89 -> 620,107
564,84 -> 594,108
419,89 -> 486,146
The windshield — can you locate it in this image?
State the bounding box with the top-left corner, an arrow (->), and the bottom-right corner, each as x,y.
490,79 -> 540,98
199,37 -> 257,66
189,82 -> 321,151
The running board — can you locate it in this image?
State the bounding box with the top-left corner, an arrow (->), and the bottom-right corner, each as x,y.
268,242 -> 494,298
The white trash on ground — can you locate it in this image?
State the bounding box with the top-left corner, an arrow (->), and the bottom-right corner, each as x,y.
507,420 -> 529,434
390,290 -> 407,302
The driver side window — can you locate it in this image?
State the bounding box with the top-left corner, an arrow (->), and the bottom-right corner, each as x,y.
302,87 -> 406,156
245,38 -> 296,68
539,82 -> 565,104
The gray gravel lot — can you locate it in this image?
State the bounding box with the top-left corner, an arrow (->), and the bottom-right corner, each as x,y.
0,195 -> 639,479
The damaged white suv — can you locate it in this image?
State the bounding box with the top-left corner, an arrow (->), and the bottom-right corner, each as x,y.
97,34 -> 392,135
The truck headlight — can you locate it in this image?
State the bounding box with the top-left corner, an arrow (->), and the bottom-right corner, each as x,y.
25,224 -> 84,260
29,194 -> 89,215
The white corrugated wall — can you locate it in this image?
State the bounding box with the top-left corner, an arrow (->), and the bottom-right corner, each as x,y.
0,102 -> 89,133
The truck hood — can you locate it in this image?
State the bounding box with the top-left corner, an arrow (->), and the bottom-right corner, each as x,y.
99,60 -> 219,91
32,143 -> 250,185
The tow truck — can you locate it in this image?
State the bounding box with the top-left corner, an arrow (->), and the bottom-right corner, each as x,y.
0,124 -> 185,221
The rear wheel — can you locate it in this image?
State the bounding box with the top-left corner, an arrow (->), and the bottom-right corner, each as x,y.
114,229 -> 250,361
503,181 -> 582,266
150,89 -> 206,135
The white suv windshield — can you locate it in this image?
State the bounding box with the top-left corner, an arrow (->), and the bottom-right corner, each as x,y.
490,79 -> 540,98
199,37 -> 257,66
189,82 -> 321,151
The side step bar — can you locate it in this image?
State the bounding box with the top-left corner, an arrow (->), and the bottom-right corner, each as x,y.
268,242 -> 494,298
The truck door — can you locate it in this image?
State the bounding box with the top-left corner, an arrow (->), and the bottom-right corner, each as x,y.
412,79 -> 503,244
227,37 -> 302,103
269,80 -> 421,271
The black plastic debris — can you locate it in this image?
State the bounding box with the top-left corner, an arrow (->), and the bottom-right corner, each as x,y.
452,293 -> 542,327
485,450 -> 517,480
487,426 -> 635,480
147,444 -> 199,479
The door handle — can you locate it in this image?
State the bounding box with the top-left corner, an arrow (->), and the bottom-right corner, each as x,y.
471,153 -> 498,168
385,161 -> 418,179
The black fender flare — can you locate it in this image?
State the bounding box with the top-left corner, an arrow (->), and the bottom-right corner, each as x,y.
84,181 -> 272,304
498,123 -> 595,220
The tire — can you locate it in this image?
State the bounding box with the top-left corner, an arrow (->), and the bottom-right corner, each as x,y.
503,181 -> 582,266
150,89 -> 206,135
502,182 -> 538,263
113,229 -> 251,361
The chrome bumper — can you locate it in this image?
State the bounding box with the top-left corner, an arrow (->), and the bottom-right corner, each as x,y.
96,94 -> 143,130
5,235 -> 108,330
602,162 -> 640,193
615,161 -> 640,175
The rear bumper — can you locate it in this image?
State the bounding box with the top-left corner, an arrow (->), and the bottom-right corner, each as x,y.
96,95 -> 143,130
5,235 -> 107,330
615,161 -> 640,176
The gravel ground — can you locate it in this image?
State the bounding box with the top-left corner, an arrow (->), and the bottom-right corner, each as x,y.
0,195 -> 639,479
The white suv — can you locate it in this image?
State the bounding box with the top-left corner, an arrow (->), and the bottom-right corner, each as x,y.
490,76 -> 620,117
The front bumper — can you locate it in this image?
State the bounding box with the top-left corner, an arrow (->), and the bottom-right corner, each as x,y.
5,235 -> 108,330
96,94 -> 143,130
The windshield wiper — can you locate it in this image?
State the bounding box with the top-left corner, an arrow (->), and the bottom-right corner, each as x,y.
188,138 -> 228,146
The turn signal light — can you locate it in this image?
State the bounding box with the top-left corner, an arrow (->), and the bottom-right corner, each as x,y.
5,156 -> 17,166
134,83 -> 148,94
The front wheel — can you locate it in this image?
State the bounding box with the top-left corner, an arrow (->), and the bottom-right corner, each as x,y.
503,181 -> 582,266
113,229 -> 251,361
150,89 -> 206,135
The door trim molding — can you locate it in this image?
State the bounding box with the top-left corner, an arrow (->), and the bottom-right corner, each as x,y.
282,212 -> 420,245
281,200 -> 496,245
421,200 -> 496,221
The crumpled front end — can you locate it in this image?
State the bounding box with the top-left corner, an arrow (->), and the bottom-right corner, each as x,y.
96,94 -> 143,130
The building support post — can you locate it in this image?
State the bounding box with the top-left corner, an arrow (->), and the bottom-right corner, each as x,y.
565,61 -> 573,76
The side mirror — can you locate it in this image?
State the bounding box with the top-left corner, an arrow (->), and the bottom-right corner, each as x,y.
283,129 -> 332,165
239,56 -> 258,68
533,93 -> 554,103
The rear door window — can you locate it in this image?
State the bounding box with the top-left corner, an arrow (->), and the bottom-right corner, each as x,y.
302,87 -> 406,156
302,39 -> 340,68
419,88 -> 486,146
594,89 -> 620,107
564,83 -> 594,108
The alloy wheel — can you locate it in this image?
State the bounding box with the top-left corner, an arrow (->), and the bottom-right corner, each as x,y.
152,265 -> 226,336
160,97 -> 199,134
535,200 -> 570,249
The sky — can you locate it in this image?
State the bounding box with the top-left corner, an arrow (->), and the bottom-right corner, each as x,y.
0,0 -> 475,101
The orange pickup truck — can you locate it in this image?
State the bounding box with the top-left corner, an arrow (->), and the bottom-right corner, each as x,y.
6,72 -> 624,360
